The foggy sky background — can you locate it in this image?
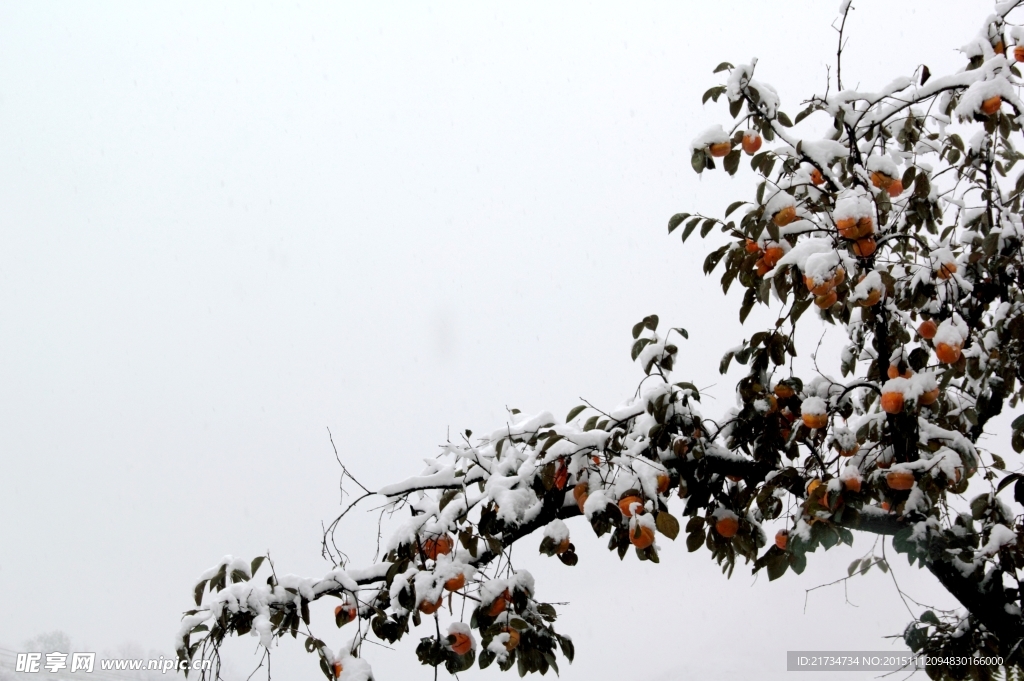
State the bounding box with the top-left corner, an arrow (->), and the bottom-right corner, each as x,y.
0,2 -> 1008,679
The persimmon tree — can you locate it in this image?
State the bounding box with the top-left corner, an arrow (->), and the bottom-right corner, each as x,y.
178,3 -> 1024,680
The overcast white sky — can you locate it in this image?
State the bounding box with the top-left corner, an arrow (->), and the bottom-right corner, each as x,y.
0,1 -> 1009,680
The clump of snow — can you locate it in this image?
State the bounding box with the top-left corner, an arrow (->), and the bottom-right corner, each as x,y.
764,189 -> 796,215
689,125 -> 730,153
803,251 -> 842,286
834,193 -> 874,222
543,518 -> 570,542
935,314 -> 968,346
953,71 -> 1016,120
866,155 -> 900,178
831,427 -> 857,452
849,270 -> 882,304
801,397 -> 827,416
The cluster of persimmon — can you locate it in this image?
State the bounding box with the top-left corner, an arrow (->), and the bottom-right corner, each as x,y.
745,238 -> 786,276
706,130 -> 763,158
571,474 -> 671,551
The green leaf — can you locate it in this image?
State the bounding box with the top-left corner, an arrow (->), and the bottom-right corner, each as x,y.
724,149 -> 741,175
691,150 -> 706,174
193,580 -> 207,607
686,529 -> 706,552
631,338 -> 653,361
668,213 -> 689,234
766,551 -> 788,581
793,105 -> 815,125
729,98 -> 743,118
583,415 -> 599,431
713,61 -> 734,73
540,433 -> 564,452
725,201 -> 747,218
703,244 -> 729,275
565,405 -> 587,423
700,218 -> 716,238
250,556 -> 266,577
681,217 -> 700,243
672,327 -> 689,339
776,112 -> 793,127
655,511 -> 680,540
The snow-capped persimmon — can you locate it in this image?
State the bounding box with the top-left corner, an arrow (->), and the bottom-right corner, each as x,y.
804,274 -> 835,296
857,289 -> 882,307
745,238 -> 761,253
775,530 -> 788,550
573,482 -> 589,513
657,473 -> 671,494
714,514 -> 739,538
741,132 -> 762,155
449,631 -> 473,656
630,524 -> 655,549
333,662 -> 343,679
887,365 -> 912,380
617,495 -> 644,517
852,237 -> 877,257
709,141 -> 733,157
334,603 -> 357,625
843,477 -> 861,493
773,206 -> 796,226
920,387 -> 940,405
918,319 -> 938,339
419,596 -> 443,615
936,261 -> 958,280
870,171 -> 892,190
881,391 -> 904,415
815,290 -> 838,309
981,95 -> 1002,115
810,168 -> 825,185
935,342 -> 962,364
837,217 -> 861,239
1015,45 -> 1024,62
486,589 -> 512,617
555,537 -> 570,555
553,461 -> 568,490
501,627 -> 521,651
773,383 -> 795,399
885,471 -> 915,491
755,258 -> 771,276
421,534 -> 454,560
763,245 -> 785,267
802,412 -> 828,429
840,443 -> 860,457
444,573 -> 466,592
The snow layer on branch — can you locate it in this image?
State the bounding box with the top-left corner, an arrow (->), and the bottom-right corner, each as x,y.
980,524 -> 1016,556
798,140 -> 847,170
726,64 -> 780,118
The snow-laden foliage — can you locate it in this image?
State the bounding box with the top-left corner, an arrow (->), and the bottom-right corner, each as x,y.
180,3 -> 1024,680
